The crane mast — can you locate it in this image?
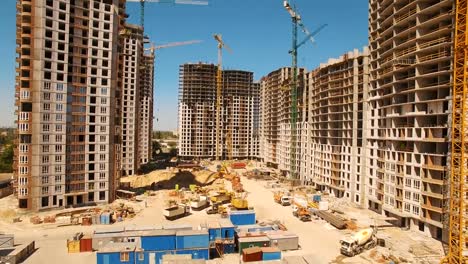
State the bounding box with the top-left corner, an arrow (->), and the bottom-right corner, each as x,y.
283,1 -> 326,179
444,0 -> 468,263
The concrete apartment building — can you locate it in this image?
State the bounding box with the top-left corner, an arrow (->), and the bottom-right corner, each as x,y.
367,0 -> 452,239
178,63 -> 259,159
119,23 -> 155,176
14,0 -> 126,210
120,24 -> 143,176
300,49 -> 370,207
138,52 -> 155,166
259,67 -> 306,176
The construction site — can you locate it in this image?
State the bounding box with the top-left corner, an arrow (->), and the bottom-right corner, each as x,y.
4,0 -> 468,263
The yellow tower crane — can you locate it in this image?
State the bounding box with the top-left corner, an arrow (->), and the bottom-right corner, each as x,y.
213,34 -> 232,161
444,1 -> 468,263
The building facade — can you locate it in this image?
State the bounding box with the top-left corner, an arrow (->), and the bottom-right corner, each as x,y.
138,52 -> 155,166
178,63 -> 259,160
301,49 -> 370,206
120,24 -> 143,176
14,0 -> 126,210
367,0 -> 451,239
259,67 -> 305,177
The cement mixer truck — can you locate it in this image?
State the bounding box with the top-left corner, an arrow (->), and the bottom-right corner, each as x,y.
340,228 -> 377,256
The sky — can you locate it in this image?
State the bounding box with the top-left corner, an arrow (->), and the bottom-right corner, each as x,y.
0,0 -> 369,131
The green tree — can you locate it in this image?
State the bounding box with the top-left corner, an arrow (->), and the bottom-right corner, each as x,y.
0,144 -> 13,173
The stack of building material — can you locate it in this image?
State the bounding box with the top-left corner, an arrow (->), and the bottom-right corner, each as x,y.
315,211 -> 347,229
29,216 -> 42,225
43,215 -> 55,223
231,162 -> 246,169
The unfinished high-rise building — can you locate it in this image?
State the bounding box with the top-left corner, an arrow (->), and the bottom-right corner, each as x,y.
368,0 -> 452,239
120,24 -> 143,176
259,67 -> 305,176
300,49 -> 370,206
14,0 -> 126,210
138,52 -> 155,165
178,63 -> 259,159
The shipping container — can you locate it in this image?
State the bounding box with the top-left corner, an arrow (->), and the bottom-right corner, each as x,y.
80,236 -> 93,252
176,248 -> 209,260
237,236 -> 270,254
176,230 -> 209,249
261,247 -> 282,261
141,230 -> 176,251
267,232 -> 299,251
229,210 -> 256,226
67,240 -> 80,253
242,246 -> 262,262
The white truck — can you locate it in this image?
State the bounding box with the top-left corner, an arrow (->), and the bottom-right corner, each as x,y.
190,195 -> 209,210
163,204 -> 190,220
340,228 -> 377,257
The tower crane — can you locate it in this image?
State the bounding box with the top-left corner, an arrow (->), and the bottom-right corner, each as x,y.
213,34 -> 232,161
145,40 -> 203,53
443,1 -> 468,263
127,0 -> 208,28
283,0 -> 326,179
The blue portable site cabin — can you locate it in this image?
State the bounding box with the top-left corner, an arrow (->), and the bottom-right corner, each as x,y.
261,247 -> 282,261
96,242 -> 136,264
218,219 -> 235,240
229,210 -> 256,226
176,230 -> 209,249
176,248 -> 210,260
207,222 -> 221,241
140,230 -> 176,251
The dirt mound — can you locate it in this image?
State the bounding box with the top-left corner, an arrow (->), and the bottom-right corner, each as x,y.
121,169 -> 217,189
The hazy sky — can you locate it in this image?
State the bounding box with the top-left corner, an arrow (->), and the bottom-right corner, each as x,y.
0,0 -> 368,131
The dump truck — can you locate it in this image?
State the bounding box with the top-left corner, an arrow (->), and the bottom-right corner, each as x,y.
163,204 -> 190,220
340,228 -> 377,257
274,192 -> 292,206
190,195 -> 209,210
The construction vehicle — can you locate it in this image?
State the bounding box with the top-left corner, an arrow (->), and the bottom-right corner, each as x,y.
340,228 -> 377,257
163,204 -> 190,220
291,195 -> 311,221
210,190 -> 232,204
190,195 -> 209,210
206,203 -> 227,217
231,192 -> 249,210
274,191 -> 292,206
